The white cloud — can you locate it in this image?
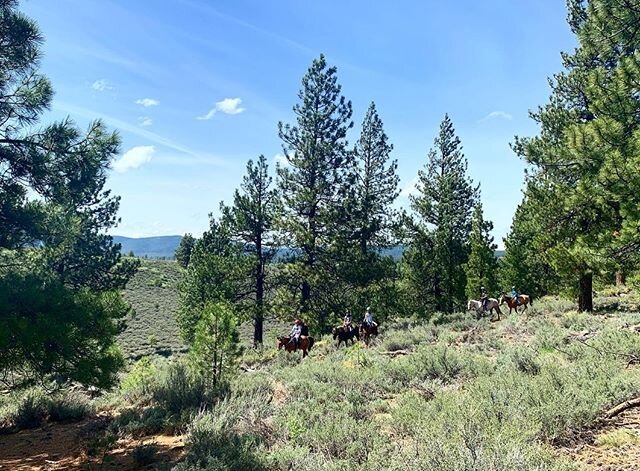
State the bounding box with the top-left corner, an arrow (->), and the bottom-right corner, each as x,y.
136,98 -> 160,107
138,116 -> 153,127
400,176 -> 420,198
273,152 -> 289,166
53,101 -> 227,167
197,97 -> 245,120
112,145 -> 155,173
92,79 -> 112,92
478,111 -> 513,123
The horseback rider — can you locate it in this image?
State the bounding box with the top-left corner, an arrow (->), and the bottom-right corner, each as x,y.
289,319 -> 303,347
343,309 -> 353,332
511,286 -> 520,306
480,286 -> 488,311
363,306 -> 377,328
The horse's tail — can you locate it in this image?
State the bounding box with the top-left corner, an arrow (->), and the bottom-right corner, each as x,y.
308,336 -> 315,351
528,294 -> 533,306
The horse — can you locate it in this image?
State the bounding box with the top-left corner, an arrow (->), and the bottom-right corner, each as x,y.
332,324 -> 360,347
359,322 -> 378,346
467,298 -> 502,321
498,292 -> 531,314
277,335 -> 315,358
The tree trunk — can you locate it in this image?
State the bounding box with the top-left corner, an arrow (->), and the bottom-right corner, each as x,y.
616,271 -> 626,286
578,271 -> 593,312
254,238 -> 264,347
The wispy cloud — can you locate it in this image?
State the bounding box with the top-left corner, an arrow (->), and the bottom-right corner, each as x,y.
91,79 -> 112,92
112,145 -> 155,173
53,100 -> 227,166
135,98 -> 160,107
138,117 -> 153,127
478,111 -> 513,123
197,98 -> 245,120
400,176 -> 420,198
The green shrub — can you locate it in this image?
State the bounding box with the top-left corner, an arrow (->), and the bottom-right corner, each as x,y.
112,406 -> 168,436
12,388 -> 49,429
151,361 -> 212,414
119,357 -> 158,403
48,392 -> 92,422
174,411 -> 265,471
132,444 -> 157,466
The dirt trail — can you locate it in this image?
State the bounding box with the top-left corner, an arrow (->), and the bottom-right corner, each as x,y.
559,408 -> 640,470
0,415 -> 184,470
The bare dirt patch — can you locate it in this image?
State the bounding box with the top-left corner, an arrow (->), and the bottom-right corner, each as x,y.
0,415 -> 184,470
559,408 -> 640,470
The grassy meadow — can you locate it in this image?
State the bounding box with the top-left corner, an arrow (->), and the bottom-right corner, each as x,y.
4,259 -> 640,470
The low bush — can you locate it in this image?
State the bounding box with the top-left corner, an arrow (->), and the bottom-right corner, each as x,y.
48,391 -> 92,422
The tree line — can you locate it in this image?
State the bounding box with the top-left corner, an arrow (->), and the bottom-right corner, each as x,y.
2,0 -> 640,390
175,55 -> 499,350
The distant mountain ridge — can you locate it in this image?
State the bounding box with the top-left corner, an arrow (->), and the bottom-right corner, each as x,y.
113,235 -> 506,260
113,235 -> 182,258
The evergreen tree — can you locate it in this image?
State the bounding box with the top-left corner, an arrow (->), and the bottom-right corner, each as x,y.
177,217 -> 250,343
513,0 -> 640,311
276,54 -> 353,328
175,233 -> 196,268
0,0 -> 136,388
350,102 -> 399,255
409,114 -> 478,314
222,155 -> 278,346
464,202 -> 498,300
189,301 -> 241,389
499,189 -> 559,298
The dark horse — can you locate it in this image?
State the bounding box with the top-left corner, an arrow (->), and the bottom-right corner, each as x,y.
277,335 -> 315,358
332,325 -> 359,347
359,322 -> 379,346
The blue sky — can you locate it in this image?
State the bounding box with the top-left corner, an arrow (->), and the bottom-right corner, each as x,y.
23,0 -> 576,246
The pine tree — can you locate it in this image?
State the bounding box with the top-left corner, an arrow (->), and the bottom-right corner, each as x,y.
189,301 -> 241,389
499,188 -> 559,298
513,0 -> 640,311
0,1 -> 136,388
176,233 -> 196,268
222,155 -> 278,346
409,114 -> 478,314
464,203 -> 498,300
177,217 -> 251,343
351,102 -> 399,255
276,54 -> 353,327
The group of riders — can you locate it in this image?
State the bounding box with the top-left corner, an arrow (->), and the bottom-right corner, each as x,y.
283,286 -> 524,351
480,285 -> 523,311
287,307 -> 378,347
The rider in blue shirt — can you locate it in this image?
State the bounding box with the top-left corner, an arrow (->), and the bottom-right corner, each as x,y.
511,286 -> 520,306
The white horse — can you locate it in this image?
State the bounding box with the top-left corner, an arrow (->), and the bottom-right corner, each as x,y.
467,298 -> 502,321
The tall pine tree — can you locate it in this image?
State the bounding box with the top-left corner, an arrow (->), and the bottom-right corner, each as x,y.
0,0 -> 137,388
276,54 -> 353,328
513,0 -> 640,311
409,114 -> 478,314
464,202 -> 498,300
222,155 -> 278,346
350,102 -> 399,255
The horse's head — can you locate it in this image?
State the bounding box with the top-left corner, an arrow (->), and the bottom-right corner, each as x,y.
277,337 -> 288,350
332,327 -> 338,339
467,300 -> 472,311
498,293 -> 505,305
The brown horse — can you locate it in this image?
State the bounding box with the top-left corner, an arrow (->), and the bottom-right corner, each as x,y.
498,293 -> 531,314
332,325 -> 359,347
277,335 -> 315,358
359,323 -> 379,346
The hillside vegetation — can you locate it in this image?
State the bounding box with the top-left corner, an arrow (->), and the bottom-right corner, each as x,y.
4,293 -> 640,470
118,259 -> 186,360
